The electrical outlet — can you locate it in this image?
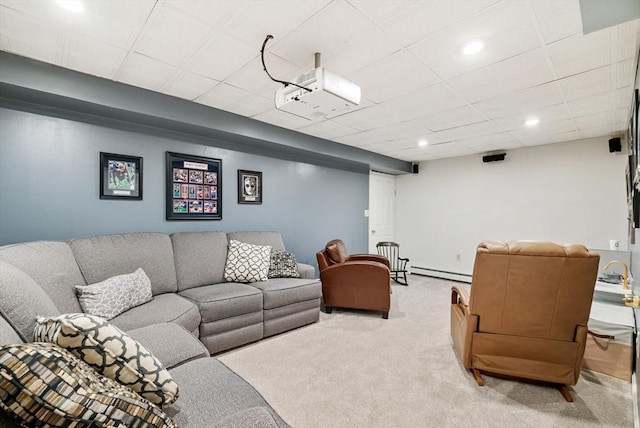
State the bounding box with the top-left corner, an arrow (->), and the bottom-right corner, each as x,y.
455,254 -> 461,262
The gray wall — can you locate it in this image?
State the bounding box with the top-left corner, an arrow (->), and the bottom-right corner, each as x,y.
0,108 -> 368,266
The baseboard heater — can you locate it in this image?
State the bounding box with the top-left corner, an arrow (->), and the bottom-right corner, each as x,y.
411,266 -> 472,283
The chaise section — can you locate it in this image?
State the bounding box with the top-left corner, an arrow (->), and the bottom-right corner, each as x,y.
250,278 -> 322,337
110,294 -> 201,335
179,283 -> 264,354
165,357 -> 290,427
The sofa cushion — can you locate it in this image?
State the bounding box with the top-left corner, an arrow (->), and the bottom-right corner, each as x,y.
127,323 -> 209,370
269,250 -> 301,278
34,313 -> 179,406
250,278 -> 323,310
165,357 -> 289,427
213,407 -> 280,428
70,232 -> 178,295
297,263 -> 316,279
76,267 -> 153,320
224,240 -> 271,283
109,293 -> 201,333
171,231 -> 228,291
0,342 -> 177,428
180,283 -> 263,322
0,314 -> 22,346
227,231 -> 286,251
0,241 -> 85,313
0,260 -> 60,342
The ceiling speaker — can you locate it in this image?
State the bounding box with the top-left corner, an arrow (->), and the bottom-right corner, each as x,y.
482,153 -> 506,163
609,137 -> 622,153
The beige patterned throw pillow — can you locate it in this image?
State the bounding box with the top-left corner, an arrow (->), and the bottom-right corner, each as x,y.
34,313 -> 179,406
75,267 -> 153,320
224,240 -> 272,283
0,342 -> 177,428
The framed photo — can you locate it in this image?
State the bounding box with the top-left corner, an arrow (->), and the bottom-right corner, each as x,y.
166,152 -> 222,220
100,152 -> 142,200
238,170 -> 262,204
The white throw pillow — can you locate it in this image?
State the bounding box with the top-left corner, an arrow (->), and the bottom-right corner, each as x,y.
224,240 -> 271,283
75,268 -> 152,320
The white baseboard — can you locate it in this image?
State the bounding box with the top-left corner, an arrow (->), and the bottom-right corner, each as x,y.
410,266 -> 471,283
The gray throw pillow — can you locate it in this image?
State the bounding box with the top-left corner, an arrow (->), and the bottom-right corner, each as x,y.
268,250 -> 301,278
75,268 -> 152,320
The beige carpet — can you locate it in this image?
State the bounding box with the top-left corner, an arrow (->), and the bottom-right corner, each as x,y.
218,276 -> 634,427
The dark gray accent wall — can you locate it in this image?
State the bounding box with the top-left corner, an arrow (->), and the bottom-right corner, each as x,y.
0,52 -> 411,175
0,108 -> 368,266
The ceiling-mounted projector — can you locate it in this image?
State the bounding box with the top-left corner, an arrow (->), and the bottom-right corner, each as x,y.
275,67 -> 361,121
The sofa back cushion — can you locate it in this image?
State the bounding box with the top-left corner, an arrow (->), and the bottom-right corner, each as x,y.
0,241 -> 85,313
0,260 -> 60,342
227,231 -> 286,251
70,233 -> 178,295
171,231 -> 228,291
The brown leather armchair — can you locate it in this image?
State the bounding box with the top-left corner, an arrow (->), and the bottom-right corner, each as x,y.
316,239 -> 391,319
451,241 -> 599,401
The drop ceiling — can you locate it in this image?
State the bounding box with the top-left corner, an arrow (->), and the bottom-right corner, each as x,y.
0,0 -> 638,162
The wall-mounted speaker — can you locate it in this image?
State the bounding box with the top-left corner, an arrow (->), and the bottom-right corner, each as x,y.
482,153 -> 506,163
609,137 -> 622,153
412,163 -> 419,174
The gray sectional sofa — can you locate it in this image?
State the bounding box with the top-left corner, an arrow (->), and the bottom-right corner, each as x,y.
0,230 -> 322,427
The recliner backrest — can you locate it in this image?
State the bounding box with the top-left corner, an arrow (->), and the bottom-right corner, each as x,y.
325,239 -> 349,264
469,241 -> 599,342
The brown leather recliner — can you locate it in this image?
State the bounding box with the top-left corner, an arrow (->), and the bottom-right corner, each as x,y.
451,241 -> 600,401
316,239 -> 391,319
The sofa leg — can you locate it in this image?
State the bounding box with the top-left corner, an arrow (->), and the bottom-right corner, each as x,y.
558,385 -> 574,402
382,311 -> 389,319
324,306 -> 333,314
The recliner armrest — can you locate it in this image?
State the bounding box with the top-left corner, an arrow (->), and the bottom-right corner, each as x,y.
348,254 -> 390,268
451,284 -> 471,306
320,260 -> 390,288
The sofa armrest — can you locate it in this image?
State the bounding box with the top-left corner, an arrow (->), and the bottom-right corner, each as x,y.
348,254 -> 390,268
296,263 -> 316,279
126,323 -> 208,370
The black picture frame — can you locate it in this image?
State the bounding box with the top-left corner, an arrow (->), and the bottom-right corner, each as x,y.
166,152 -> 222,220
100,152 -> 142,200
238,170 -> 262,204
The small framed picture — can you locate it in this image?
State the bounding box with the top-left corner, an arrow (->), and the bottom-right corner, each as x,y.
238,170 -> 262,204
166,152 -> 222,220
100,152 -> 142,200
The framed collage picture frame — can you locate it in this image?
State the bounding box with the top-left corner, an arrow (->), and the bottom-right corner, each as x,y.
237,170 -> 262,204
166,152 -> 222,220
100,152 -> 142,200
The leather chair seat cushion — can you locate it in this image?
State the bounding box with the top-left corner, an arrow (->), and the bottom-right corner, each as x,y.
179,283 -> 263,323
250,278 -> 322,310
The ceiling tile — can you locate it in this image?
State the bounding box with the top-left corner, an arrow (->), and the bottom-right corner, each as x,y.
117,53 -> 178,92
0,6 -> 62,63
136,3 -> 211,67
491,104 -> 572,131
226,95 -> 274,118
165,0 -> 245,29
223,1 -> 330,46
297,120 -> 360,140
472,82 -> 564,118
408,1 -> 540,79
160,71 -> 219,101
195,82 -> 253,110
347,50 -> 441,104
65,36 -> 128,80
225,54 -> 302,99
268,1 -> 376,68
558,66 -> 611,101
348,1 -> 415,26
531,0 -> 582,44
252,108 -> 315,129
547,28 -> 614,78
448,49 -> 555,103
381,0 -> 498,48
412,105 -> 488,132
186,32 -> 258,81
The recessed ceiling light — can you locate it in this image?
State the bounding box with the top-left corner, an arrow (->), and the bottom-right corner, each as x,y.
462,40 -> 484,55
418,140 -> 428,147
525,118 -> 540,127
56,0 -> 84,13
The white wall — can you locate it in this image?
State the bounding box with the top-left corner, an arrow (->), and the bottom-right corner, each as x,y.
396,137 -> 628,275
